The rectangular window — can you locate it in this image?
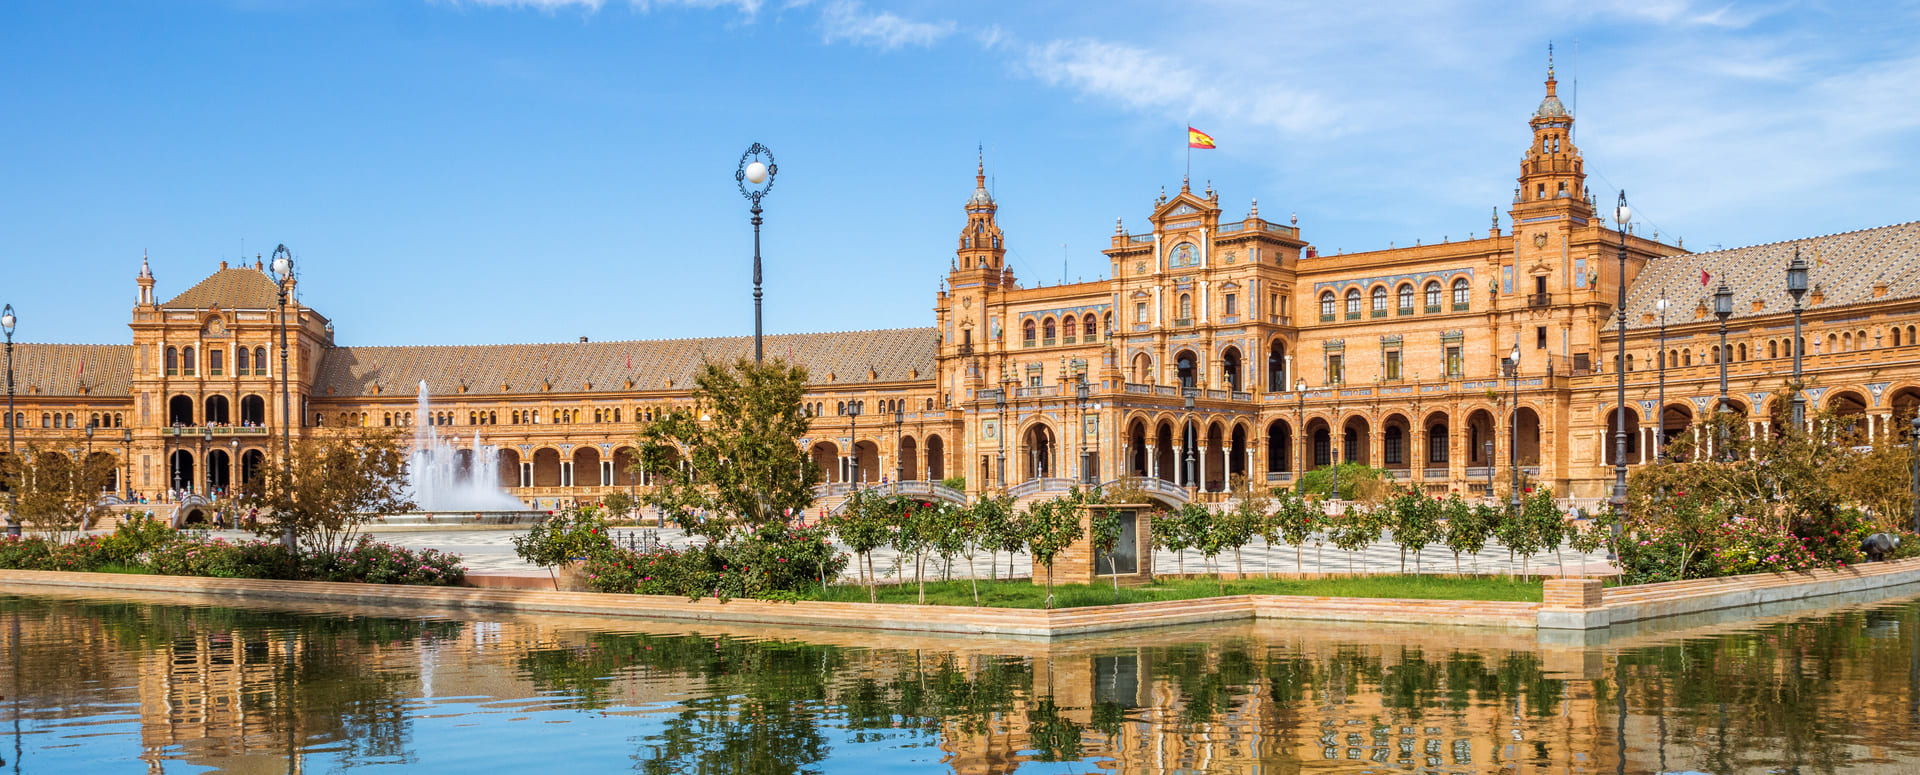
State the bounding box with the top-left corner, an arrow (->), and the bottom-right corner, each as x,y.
1028,374 -> 1042,388
1429,434 -> 1448,463
1224,293 -> 1237,316
1385,350 -> 1402,381
1385,433 -> 1403,465
209,349 -> 223,376
1135,301 -> 1147,323
1537,326 -> 1548,349
1326,354 -> 1344,385
1445,346 -> 1463,378
1502,266 -> 1514,295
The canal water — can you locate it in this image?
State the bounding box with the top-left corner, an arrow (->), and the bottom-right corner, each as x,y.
3,591 -> 1919,774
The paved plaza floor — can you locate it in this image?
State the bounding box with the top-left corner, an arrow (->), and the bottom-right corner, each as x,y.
349,525 -> 1617,580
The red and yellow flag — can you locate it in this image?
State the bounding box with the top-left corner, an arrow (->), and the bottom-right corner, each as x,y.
1187,126 -> 1215,149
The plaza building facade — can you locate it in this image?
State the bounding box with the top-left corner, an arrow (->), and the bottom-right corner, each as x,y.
6,65 -> 1919,515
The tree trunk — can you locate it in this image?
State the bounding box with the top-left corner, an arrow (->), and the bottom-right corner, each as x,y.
867,553 -> 876,604
968,552 -> 980,604
917,550 -> 926,604
1295,544 -> 1303,575
989,550 -> 998,581
1045,561 -> 1055,609
1234,547 -> 1244,580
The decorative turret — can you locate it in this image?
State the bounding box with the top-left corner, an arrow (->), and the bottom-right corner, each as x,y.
952,149 -> 1008,288
1512,44 -> 1592,222
136,251 -> 155,307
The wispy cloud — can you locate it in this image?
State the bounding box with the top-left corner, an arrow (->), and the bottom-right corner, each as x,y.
817,1 -> 955,50
1021,37 -> 1334,136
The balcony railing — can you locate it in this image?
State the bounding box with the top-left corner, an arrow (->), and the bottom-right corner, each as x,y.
1423,468 -> 1448,479
1231,391 -> 1252,402
1425,304 -> 1442,314
168,425 -> 270,437
1452,302 -> 1471,311
1528,292 -> 1552,308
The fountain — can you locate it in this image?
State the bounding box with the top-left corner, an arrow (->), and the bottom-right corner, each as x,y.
380,381 -> 538,525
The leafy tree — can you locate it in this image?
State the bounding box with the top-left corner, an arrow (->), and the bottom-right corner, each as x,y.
242,428 -> 414,554
1442,493 -> 1490,576
969,493 -> 1019,581
1297,461 -> 1396,504
600,490 -> 634,521
1023,487 -> 1089,608
924,501 -> 972,604
634,357 -> 818,541
1149,508 -> 1187,575
1220,476 -> 1270,579
511,505 -> 616,590
1388,486 -> 1443,574
1328,506 -> 1382,575
0,445 -> 118,542
833,488 -> 892,603
1088,504 -> 1124,600
886,498 -> 941,604
1523,488 -> 1567,578
1270,489 -> 1316,574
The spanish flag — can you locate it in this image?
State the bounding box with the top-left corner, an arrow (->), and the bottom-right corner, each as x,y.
1188,126 -> 1216,149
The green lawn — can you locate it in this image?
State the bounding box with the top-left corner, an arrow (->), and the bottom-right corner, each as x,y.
802,575 -> 1543,609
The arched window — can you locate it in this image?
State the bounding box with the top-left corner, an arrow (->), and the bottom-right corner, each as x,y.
254,347 -> 267,375
1319,292 -> 1336,319
1022,320 -> 1036,346
237,347 -> 250,374
1682,349 -> 1692,367
1344,288 -> 1361,316
1895,328 -> 1904,347
1042,317 -> 1056,342
1738,343 -> 1747,361
1370,286 -> 1388,314
1103,312 -> 1113,335
183,347 -> 196,376
1083,314 -> 1097,341
1397,283 -> 1414,313
1626,353 -> 1635,372
165,347 -> 178,375
1769,340 -> 1779,359
1179,294 -> 1193,320
1451,278 -> 1470,308
1424,282 -> 1441,310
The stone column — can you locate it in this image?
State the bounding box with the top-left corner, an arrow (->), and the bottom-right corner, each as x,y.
1200,443 -> 1211,492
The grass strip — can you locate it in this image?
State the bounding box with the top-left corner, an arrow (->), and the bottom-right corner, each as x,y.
800,575 -> 1542,609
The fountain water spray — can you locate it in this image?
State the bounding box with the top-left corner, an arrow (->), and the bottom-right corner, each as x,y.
407,381 -> 529,511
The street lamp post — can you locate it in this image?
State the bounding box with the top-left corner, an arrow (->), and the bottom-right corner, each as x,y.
3,304 -> 15,536
995,386 -> 1007,488
268,246 -> 296,549
1483,440 -> 1495,499
1507,343 -> 1521,514
1295,379 -> 1308,490
85,420 -> 95,494
736,144 -> 778,365
845,401 -> 861,489
1183,389 -> 1198,492
201,428 -> 213,496
122,428 -> 133,500
1075,376 -> 1092,485
1655,293 -> 1669,457
1610,193 -> 1632,556
1713,279 -> 1735,458
893,407 -> 905,484
171,427 -> 183,495
1787,247 -> 1810,431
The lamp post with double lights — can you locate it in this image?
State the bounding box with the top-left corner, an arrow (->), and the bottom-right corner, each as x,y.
1295,379 -> 1308,490
1506,343 -> 1521,514
84,421 -> 95,499
1483,440 -> 1495,499
1610,193 -> 1633,553
1075,375 -> 1092,485
3,304 -> 15,536
1655,292 -> 1669,456
1787,247 -> 1810,431
267,247 -> 296,549
1713,279 -> 1735,458
122,428 -> 133,500
200,427 -> 213,496
845,401 -> 862,489
1911,415 -> 1920,534
893,406 -> 905,484
995,385 -> 1007,488
736,144 -> 778,364
1182,389 -> 1198,491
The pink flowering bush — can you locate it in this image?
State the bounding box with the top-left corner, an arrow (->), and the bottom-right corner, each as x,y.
584,521 -> 845,601
1,517 -> 464,586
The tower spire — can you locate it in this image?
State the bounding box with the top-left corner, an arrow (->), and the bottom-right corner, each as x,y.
976,144 -> 985,188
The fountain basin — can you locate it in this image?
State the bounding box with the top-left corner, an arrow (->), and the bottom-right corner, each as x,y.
370,511 -> 549,526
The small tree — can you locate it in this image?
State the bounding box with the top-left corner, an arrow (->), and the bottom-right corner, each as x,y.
1221,476 -> 1270,579
1151,508 -> 1191,575
634,357 -> 818,542
833,488 -> 892,603
971,493 -> 1020,581
1493,501 -> 1544,582
242,428 -> 414,554
1297,462 -> 1396,504
887,498 -> 941,604
1088,504 -> 1124,601
925,501 -> 972,604
1328,506 -> 1382,575
511,505 -> 616,590
0,445 -> 118,542
601,490 -> 635,522
1388,486 -> 1443,575
1271,489 -> 1316,574
1024,488 -> 1088,608
1523,489 -> 1567,578
1187,502 -> 1235,594
1442,493 -> 1490,576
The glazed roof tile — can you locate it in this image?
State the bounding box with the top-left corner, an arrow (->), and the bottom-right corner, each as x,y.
6,343 -> 137,397
161,266 -> 284,310
314,328 -> 938,398
1611,221 -> 1920,330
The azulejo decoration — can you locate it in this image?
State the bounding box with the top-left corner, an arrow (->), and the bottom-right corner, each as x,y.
1169,242 -> 1200,268
1135,261 -> 1147,273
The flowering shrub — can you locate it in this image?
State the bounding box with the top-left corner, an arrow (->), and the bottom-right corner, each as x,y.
1614,495 -> 1874,585
1711,516 -> 1821,576
0,517 -> 465,586
304,536 -> 465,586
0,535 -> 55,570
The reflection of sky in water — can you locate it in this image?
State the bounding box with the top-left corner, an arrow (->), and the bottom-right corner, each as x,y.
5,592 -> 1920,774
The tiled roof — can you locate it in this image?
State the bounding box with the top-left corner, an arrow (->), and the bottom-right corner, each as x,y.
1611,221 -> 1920,330
314,328 -> 939,398
161,266 -> 284,310
6,344 -> 137,397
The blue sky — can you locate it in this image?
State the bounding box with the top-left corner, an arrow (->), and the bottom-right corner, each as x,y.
5,0 -> 1917,347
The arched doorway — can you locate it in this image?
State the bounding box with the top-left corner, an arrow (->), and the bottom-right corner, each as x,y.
898,436 -> 919,481
1132,353 -> 1152,384
810,442 -> 839,484
1660,404 -> 1694,459
1266,338 -> 1288,391
925,435 -> 946,481
1265,419 -> 1293,475
241,449 -> 265,486
1221,347 -> 1243,392
497,448 -> 523,488
1514,407 -> 1541,467
1465,409 -> 1496,467
205,395 -> 230,426
1381,413 -> 1411,473
532,448 -> 562,487
1828,390 -> 1870,443
574,447 -> 602,487
1605,406 -> 1643,465
1128,419 -> 1150,478
206,448 -> 231,493
612,447 -> 640,486
1307,419 -> 1333,468
169,395 -> 194,426
169,449 -> 195,494
1227,423 -> 1249,486
1174,350 -> 1198,390
240,395 -> 266,426
1203,421 -> 1226,491
853,440 -> 881,484
1021,423 -> 1055,481
1423,412 -> 1452,472
1154,420 -> 1176,484
1342,415 -> 1371,465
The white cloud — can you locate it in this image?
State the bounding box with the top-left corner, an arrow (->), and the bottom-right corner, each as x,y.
817,1 -> 955,51
1021,37 -> 1334,137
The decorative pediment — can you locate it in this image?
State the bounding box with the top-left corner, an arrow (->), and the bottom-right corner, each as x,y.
1150,192 -> 1216,224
